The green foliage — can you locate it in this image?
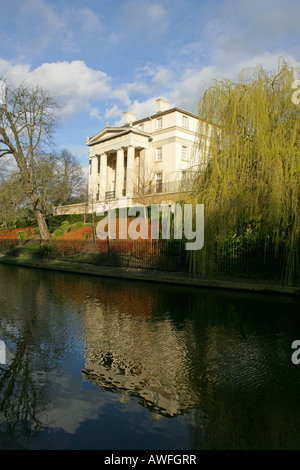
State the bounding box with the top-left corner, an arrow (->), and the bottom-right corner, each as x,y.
39,243 -> 53,257
192,58 -> 300,283
15,218 -> 36,228
61,220 -> 70,232
46,214 -> 98,232
17,231 -> 27,245
52,229 -> 64,239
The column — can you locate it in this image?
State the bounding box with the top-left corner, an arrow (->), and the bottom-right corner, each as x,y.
89,156 -> 98,200
99,153 -> 107,199
126,145 -> 135,197
115,148 -> 125,198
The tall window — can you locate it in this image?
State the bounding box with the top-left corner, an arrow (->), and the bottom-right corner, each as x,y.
182,115 -> 188,127
156,147 -> 162,161
155,172 -> 162,193
157,118 -> 162,129
97,156 -> 101,174
96,184 -> 100,201
89,159 -> 92,175
182,146 -> 188,161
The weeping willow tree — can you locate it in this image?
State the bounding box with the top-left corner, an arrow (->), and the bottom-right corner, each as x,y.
190,58 -> 300,284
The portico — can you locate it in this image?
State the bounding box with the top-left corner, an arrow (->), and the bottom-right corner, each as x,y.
87,118 -> 151,210
90,145 -> 146,203
95,145 -> 138,200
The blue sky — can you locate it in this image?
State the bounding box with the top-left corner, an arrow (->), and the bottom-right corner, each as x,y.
0,0 -> 299,174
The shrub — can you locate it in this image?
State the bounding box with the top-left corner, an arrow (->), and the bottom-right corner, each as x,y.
61,221 -> 70,232
51,226 -> 93,258
15,218 -> 36,228
53,229 -> 64,239
0,227 -> 35,240
17,231 -> 27,245
39,243 -> 53,257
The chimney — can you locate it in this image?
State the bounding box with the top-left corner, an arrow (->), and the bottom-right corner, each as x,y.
123,111 -> 137,126
156,98 -> 170,113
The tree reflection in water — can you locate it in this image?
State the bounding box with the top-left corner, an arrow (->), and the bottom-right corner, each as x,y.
0,264 -> 300,449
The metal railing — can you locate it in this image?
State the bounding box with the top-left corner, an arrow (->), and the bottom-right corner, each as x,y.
105,191 -> 116,199
0,237 -> 298,287
133,180 -> 189,196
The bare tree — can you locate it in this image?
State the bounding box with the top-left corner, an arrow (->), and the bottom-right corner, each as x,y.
34,149 -> 84,217
132,151 -> 154,206
0,79 -> 60,242
0,173 -> 25,229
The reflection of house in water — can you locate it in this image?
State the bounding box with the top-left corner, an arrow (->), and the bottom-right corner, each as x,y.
81,297 -> 198,419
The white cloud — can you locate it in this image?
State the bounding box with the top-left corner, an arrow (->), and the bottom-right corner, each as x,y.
169,51 -> 300,114
16,0 -> 65,53
1,1 -> 105,58
68,7 -> 103,35
117,0 -> 169,40
130,97 -> 158,119
29,61 -> 111,99
111,97 -> 158,127
0,59 -> 31,84
0,59 -> 113,119
1,0 -> 299,130
105,105 -> 123,120
0,58 -> 167,124
89,107 -> 103,121
18,0 -> 64,30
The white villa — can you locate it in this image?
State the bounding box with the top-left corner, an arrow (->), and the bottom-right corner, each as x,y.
55,98 -> 209,215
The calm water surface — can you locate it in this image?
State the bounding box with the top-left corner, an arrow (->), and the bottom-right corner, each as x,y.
0,264 -> 299,450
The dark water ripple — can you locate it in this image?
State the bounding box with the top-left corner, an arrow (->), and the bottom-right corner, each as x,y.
0,264 -> 299,450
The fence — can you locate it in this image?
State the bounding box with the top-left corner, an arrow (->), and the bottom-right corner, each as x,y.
46,239 -> 189,273
0,237 -> 298,287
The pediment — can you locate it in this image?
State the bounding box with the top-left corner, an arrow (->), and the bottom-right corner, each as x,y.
86,127 -> 128,146
86,126 -> 150,147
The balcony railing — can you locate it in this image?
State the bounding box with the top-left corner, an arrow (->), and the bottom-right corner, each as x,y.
105,191 -> 116,199
133,180 -> 189,197
104,190 -> 126,200
103,180 -> 190,201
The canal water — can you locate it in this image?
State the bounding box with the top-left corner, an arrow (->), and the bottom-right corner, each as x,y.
0,263 -> 299,450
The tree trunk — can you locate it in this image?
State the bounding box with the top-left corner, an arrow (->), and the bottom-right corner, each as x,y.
30,192 -> 50,244
34,209 -> 50,244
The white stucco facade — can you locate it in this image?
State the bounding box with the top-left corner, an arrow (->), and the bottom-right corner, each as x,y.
86,98 -> 208,213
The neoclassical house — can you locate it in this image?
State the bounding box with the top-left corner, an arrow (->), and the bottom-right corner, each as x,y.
86,98 -> 207,213
54,98 -> 208,215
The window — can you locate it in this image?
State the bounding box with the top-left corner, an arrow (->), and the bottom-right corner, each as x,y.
89,159 -> 92,175
157,118 -> 162,129
96,184 -> 100,201
97,156 -> 101,174
182,115 -> 188,127
156,147 -> 162,161
181,146 -> 188,161
155,172 -> 162,193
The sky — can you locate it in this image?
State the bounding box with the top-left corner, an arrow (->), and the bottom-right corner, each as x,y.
0,0 -> 299,174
